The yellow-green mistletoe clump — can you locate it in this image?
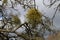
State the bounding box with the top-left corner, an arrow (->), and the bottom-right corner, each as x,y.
11,15 -> 21,24
26,8 -> 42,28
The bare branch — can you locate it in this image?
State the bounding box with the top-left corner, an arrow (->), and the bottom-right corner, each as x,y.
52,8 -> 58,20
15,0 -> 31,8
43,0 -> 56,7
52,4 -> 60,21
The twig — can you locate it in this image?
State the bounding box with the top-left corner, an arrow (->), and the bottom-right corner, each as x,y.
43,0 -> 56,7
52,4 -> 59,21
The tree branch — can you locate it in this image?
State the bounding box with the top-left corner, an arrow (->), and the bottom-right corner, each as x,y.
43,0 -> 56,7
